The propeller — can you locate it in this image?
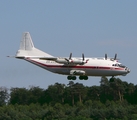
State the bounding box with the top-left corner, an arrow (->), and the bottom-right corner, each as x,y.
65,53 -> 89,64
111,54 -> 117,61
105,54 -> 107,60
69,53 -> 72,60
105,53 -> 118,61
114,53 -> 117,60
110,53 -> 118,61
82,53 -> 84,61
65,53 -> 72,63
82,53 -> 89,63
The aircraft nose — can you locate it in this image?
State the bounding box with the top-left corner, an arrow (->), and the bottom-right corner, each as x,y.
122,67 -> 130,76
126,67 -> 130,73
128,69 -> 130,73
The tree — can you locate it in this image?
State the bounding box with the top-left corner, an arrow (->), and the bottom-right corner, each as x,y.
100,77 -> 112,102
87,86 -> 100,101
66,81 -> 75,106
66,82 -> 87,105
54,83 -> 65,103
133,85 -> 137,104
124,83 -> 135,104
45,83 -> 65,105
0,87 -> 9,106
10,88 -> 29,105
28,86 -> 45,104
72,83 -> 87,103
109,78 -> 125,101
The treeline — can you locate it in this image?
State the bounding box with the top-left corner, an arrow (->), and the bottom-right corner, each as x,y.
0,77 -> 137,119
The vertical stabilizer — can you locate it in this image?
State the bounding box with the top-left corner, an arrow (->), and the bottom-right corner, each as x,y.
16,32 -> 53,57
20,32 -> 34,50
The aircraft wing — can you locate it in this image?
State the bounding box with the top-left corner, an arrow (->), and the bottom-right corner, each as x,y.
38,57 -> 69,64
7,55 -> 57,61
38,57 -> 57,61
26,56 -> 88,65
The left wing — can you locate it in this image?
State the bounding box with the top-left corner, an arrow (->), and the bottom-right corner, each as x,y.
22,53 -> 89,65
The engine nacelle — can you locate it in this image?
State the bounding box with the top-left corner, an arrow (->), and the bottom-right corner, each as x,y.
55,58 -> 68,64
55,58 -> 89,64
70,70 -> 86,75
70,59 -> 89,64
70,59 -> 83,64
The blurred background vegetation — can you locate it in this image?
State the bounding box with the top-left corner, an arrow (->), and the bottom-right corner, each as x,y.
0,77 -> 137,120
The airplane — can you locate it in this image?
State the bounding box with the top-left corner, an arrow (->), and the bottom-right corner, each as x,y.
8,32 -> 130,80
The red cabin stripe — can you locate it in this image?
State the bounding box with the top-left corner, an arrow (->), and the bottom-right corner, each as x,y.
26,59 -> 124,71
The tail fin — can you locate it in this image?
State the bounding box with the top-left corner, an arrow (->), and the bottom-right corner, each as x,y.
16,32 -> 53,58
19,32 -> 34,50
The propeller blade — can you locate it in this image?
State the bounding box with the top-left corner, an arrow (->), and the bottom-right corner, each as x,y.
65,58 -> 69,62
114,53 -> 117,60
65,53 -> 72,63
69,53 -> 72,60
105,54 -> 107,60
82,53 -> 84,61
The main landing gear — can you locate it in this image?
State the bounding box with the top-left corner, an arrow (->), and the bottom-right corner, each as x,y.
67,76 -> 88,80
67,76 -> 76,80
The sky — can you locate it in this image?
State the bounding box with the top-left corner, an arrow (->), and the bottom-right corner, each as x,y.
0,1 -> 137,89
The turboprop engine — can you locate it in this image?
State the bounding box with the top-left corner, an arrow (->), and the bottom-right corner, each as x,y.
54,53 -> 89,64
65,53 -> 89,64
55,58 -> 87,64
55,58 -> 68,64
68,58 -> 88,64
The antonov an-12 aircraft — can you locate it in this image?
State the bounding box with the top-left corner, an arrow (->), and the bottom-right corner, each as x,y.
9,32 -> 130,80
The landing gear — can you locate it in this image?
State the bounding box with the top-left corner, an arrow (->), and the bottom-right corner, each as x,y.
67,76 -> 76,80
79,76 -> 88,80
67,75 -> 88,80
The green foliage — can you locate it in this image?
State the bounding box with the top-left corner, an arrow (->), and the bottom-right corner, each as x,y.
0,87 -> 9,106
10,87 -> 29,105
1,78 -> 137,119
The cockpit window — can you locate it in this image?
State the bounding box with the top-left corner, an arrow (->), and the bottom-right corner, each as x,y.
112,64 -> 126,68
118,64 -> 126,68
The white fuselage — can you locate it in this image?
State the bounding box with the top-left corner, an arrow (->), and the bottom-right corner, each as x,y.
14,32 -> 130,79
25,57 -> 130,77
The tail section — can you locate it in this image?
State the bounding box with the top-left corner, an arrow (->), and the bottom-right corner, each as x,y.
16,32 -> 53,58
19,32 -> 34,51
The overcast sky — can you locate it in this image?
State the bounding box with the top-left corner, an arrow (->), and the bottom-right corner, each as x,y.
0,1 -> 137,89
